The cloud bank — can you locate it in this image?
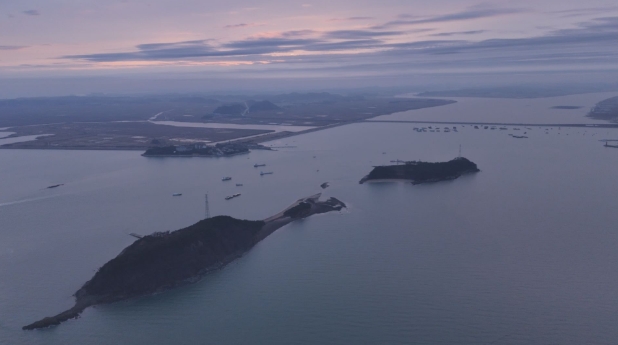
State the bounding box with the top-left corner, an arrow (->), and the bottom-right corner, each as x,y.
22,10 -> 40,16
58,15 -> 617,77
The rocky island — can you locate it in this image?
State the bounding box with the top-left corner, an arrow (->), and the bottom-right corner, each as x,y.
23,194 -> 345,330
359,157 -> 479,184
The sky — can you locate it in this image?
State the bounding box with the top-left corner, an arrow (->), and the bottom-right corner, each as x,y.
1,0 -> 618,96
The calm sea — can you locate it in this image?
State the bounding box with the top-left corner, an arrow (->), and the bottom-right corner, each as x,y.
1,93 -> 618,345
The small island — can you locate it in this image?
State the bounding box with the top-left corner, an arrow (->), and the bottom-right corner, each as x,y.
359,157 -> 479,184
23,194 -> 345,330
142,142 -> 271,157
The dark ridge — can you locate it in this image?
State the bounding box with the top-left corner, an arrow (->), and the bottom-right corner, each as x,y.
213,103 -> 246,116
551,106 -> 583,110
283,202 -> 312,218
169,97 -> 220,104
78,216 -> 264,299
360,157 -> 479,184
265,92 -> 345,104
249,100 -> 281,112
588,96 -> 618,122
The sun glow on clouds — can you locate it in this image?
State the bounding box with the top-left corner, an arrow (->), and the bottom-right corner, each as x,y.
3,1 -> 618,77
6,60 -> 279,72
95,60 -> 276,69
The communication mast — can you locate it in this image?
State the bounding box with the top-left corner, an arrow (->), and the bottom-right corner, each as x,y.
205,193 -> 210,219
458,144 -> 462,158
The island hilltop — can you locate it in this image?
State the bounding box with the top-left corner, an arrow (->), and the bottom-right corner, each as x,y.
23,194 -> 345,330
360,157 -> 480,184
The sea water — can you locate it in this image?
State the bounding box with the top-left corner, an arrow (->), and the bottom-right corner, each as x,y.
1,94 -> 618,345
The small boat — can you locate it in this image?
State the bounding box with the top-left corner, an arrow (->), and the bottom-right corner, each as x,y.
236,183 -> 243,187
225,193 -> 242,200
604,142 -> 618,148
260,171 -> 273,176
222,177 -> 232,181
254,164 -> 266,168
172,193 -> 182,196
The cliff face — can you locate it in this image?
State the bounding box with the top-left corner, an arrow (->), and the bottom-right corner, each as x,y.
360,157 -> 479,184
77,216 -> 264,302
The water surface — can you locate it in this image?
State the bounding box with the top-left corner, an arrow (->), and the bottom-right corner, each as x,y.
1,95 -> 618,345
376,92 -> 617,124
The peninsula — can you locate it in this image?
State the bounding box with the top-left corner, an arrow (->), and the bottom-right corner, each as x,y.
23,194 -> 346,330
359,157 -> 479,184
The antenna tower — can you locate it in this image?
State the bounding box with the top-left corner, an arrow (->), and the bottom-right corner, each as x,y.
205,193 -> 210,219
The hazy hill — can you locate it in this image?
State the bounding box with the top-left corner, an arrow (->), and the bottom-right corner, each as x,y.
213,103 -> 246,116
249,100 -> 281,112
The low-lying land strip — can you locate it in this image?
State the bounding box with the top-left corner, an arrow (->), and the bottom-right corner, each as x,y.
364,120 -> 618,128
0,93 -> 454,150
142,142 -> 270,157
1,122 -> 272,150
